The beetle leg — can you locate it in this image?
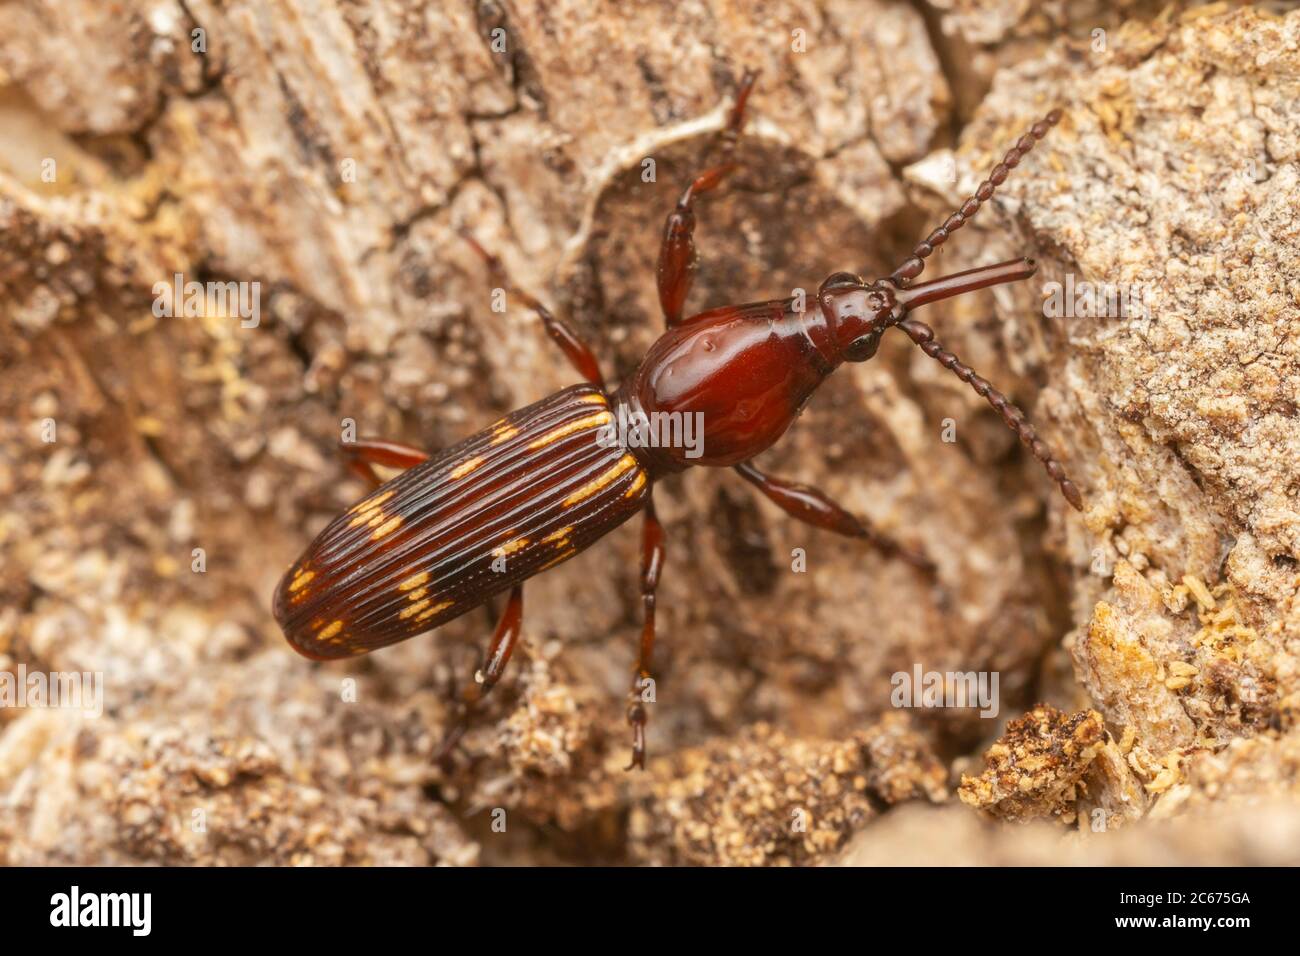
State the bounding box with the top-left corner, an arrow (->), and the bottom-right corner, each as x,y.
340,438 -> 431,488
626,491 -> 664,771
462,232 -> 606,390
656,69 -> 757,327
733,460 -> 935,573
435,583 -> 524,765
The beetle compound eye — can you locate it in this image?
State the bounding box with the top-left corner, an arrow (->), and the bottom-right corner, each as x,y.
819,271 -> 863,294
844,331 -> 881,361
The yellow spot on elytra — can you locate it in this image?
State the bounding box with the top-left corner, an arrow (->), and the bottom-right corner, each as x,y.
625,471 -> 647,498
563,454 -> 637,506
578,392 -> 608,405
538,527 -> 574,566
450,456 -> 485,480
528,411 -> 613,450
317,620 -> 344,641
495,537 -> 529,557
399,571 -> 430,591
406,587 -> 428,601
289,569 -> 315,592
350,506 -> 392,529
490,423 -> 519,445
371,515 -> 403,539
400,598 -> 431,620
539,548 -> 577,571
415,600 -> 455,622
349,490 -> 394,515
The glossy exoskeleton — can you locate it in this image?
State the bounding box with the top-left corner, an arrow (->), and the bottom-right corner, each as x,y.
273,73 -> 1081,769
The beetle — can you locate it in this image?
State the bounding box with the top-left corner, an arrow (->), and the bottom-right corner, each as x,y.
272,72 -> 1081,770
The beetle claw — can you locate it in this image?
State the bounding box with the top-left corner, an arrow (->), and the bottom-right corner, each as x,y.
625,707 -> 647,772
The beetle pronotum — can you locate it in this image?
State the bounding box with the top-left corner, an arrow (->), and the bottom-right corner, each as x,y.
273,72 -> 1081,770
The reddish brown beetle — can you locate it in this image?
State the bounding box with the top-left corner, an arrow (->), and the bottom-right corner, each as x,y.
273,73 -> 1081,769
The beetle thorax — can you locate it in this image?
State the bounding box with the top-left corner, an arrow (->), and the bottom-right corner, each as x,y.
618,299 -> 837,472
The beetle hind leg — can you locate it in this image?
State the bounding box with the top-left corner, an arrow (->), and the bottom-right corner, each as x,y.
434,583 -> 525,766
625,492 -> 665,771
340,438 -> 431,488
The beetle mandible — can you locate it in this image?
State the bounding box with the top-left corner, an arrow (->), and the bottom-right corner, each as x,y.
272,72 -> 1082,770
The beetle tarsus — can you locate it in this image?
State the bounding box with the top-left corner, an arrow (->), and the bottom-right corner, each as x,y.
623,498 -> 663,773
625,705 -> 648,772
657,69 -> 758,327
434,720 -> 467,768
432,585 -> 525,768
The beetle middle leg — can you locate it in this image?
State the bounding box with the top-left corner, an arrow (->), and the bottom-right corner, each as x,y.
462,232 -> 606,390
340,438 -> 430,487
435,583 -> 525,765
733,461 -> 934,572
625,491 -> 665,770
656,69 -> 757,327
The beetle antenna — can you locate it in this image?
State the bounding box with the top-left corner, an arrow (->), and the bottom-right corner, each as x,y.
892,109 -> 1062,287
896,316 -> 1083,511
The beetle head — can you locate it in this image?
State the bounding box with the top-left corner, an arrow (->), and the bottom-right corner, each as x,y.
816,272 -> 902,363
817,258 -> 1039,364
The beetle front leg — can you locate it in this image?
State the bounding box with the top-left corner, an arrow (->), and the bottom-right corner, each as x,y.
734,461 -> 934,572
340,438 -> 431,487
462,232 -> 606,390
656,69 -> 757,327
626,492 -> 665,771
435,583 -> 524,765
